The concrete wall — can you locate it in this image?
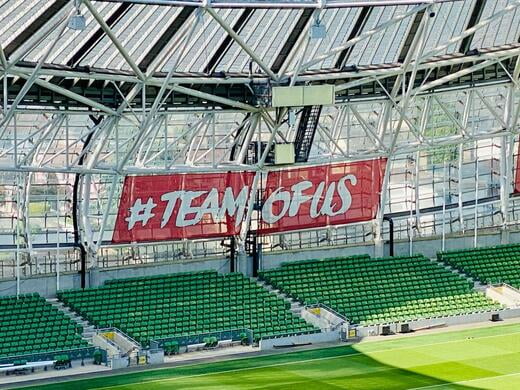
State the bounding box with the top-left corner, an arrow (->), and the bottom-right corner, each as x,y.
259,331 -> 339,350
260,229 -> 520,271
90,257 -> 230,287
0,257 -> 229,298
0,272 -> 81,298
260,242 -> 374,271
355,308 -> 520,337
2,228 -> 519,298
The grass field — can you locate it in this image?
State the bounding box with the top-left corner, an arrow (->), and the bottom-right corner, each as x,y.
26,322 -> 520,390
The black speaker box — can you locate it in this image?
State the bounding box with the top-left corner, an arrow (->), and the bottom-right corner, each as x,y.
381,325 -> 391,336
400,323 -> 411,333
491,313 -> 501,322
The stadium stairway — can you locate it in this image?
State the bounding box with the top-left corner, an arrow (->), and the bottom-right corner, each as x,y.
437,244 -> 520,289
49,297 -> 142,361
57,271 -> 320,347
254,277 -> 305,316
94,328 -> 141,364
258,254 -> 502,327
47,298 -> 96,342
432,257 -> 488,291
254,277 -> 345,332
0,294 -> 91,361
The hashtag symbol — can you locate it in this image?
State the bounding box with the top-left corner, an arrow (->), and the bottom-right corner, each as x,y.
125,197 -> 157,230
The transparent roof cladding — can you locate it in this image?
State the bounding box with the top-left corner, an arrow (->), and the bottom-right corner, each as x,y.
0,0 -> 519,75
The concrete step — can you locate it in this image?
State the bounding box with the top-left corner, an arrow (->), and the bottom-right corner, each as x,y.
251,277 -> 311,326
97,329 -> 141,357
432,258 -> 478,286
47,297 -> 96,340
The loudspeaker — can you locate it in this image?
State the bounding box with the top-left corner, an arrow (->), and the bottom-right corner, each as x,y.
491,313 -> 501,322
381,325 -> 391,336
400,323 -> 411,333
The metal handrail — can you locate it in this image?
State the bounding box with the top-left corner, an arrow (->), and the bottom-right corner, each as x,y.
491,282 -> 520,295
151,328 -> 254,347
305,302 -> 349,322
0,346 -> 95,364
96,327 -> 142,348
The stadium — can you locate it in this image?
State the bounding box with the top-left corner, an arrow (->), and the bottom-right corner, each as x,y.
1,0 -> 520,388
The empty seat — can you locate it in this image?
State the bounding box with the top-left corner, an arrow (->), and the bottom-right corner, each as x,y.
259,254 -> 501,326
0,294 -> 88,359
438,243 -> 520,289
58,271 -> 318,346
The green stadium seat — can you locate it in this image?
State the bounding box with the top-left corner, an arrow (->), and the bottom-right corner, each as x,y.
58,271 -> 318,346
0,294 -> 87,359
438,244 -> 520,289
258,254 -> 501,326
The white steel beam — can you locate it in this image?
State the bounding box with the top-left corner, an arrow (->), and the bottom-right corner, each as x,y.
95,1 -> 455,8
294,4 -> 428,75
83,0 -> 146,81
205,7 -> 278,81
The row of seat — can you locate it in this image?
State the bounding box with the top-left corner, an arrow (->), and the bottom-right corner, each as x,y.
438,244 -> 520,288
0,294 -> 88,359
4,244 -> 512,358
58,271 -> 318,345
259,254 -> 501,325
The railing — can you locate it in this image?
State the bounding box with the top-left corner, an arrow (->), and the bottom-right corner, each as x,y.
150,328 -> 253,349
258,328 -> 322,341
305,302 -> 349,322
95,333 -> 121,354
96,327 -> 142,349
492,283 -> 520,294
0,346 -> 95,365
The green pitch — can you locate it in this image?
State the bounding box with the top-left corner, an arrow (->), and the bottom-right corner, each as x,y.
27,322 -> 520,390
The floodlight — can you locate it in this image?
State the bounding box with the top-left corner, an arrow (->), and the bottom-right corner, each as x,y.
68,14 -> 86,31
68,0 -> 86,31
310,22 -> 326,39
310,15 -> 326,40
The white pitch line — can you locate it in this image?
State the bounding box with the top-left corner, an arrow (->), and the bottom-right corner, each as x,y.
409,371 -> 520,389
94,329 -> 520,390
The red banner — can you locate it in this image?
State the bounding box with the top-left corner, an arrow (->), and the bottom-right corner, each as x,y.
112,172 -> 255,243
258,158 -> 386,234
112,159 -> 386,243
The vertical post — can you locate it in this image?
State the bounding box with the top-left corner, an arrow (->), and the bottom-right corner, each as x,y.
212,113 -> 216,168
73,116 -> 101,289
409,203 -> 413,256
409,156 -> 414,256
15,173 -> 21,297
56,189 -> 60,291
442,161 -> 447,251
230,236 -> 236,273
500,134 -> 510,244
414,150 -> 421,241
458,143 -> 464,234
500,86 -> 513,244
142,82 -> 146,119
252,232 -> 259,277
383,216 -> 394,256
3,76 -> 7,112
346,106 -> 351,155
13,114 -> 17,166
65,115 -> 70,168
473,145 -> 479,248
163,116 -> 167,170
374,156 -> 391,258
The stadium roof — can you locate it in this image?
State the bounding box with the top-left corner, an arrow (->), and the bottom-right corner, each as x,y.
1,0 -> 520,110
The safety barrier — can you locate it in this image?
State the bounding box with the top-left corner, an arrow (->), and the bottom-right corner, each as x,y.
0,346 -> 96,365
150,328 -> 253,349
